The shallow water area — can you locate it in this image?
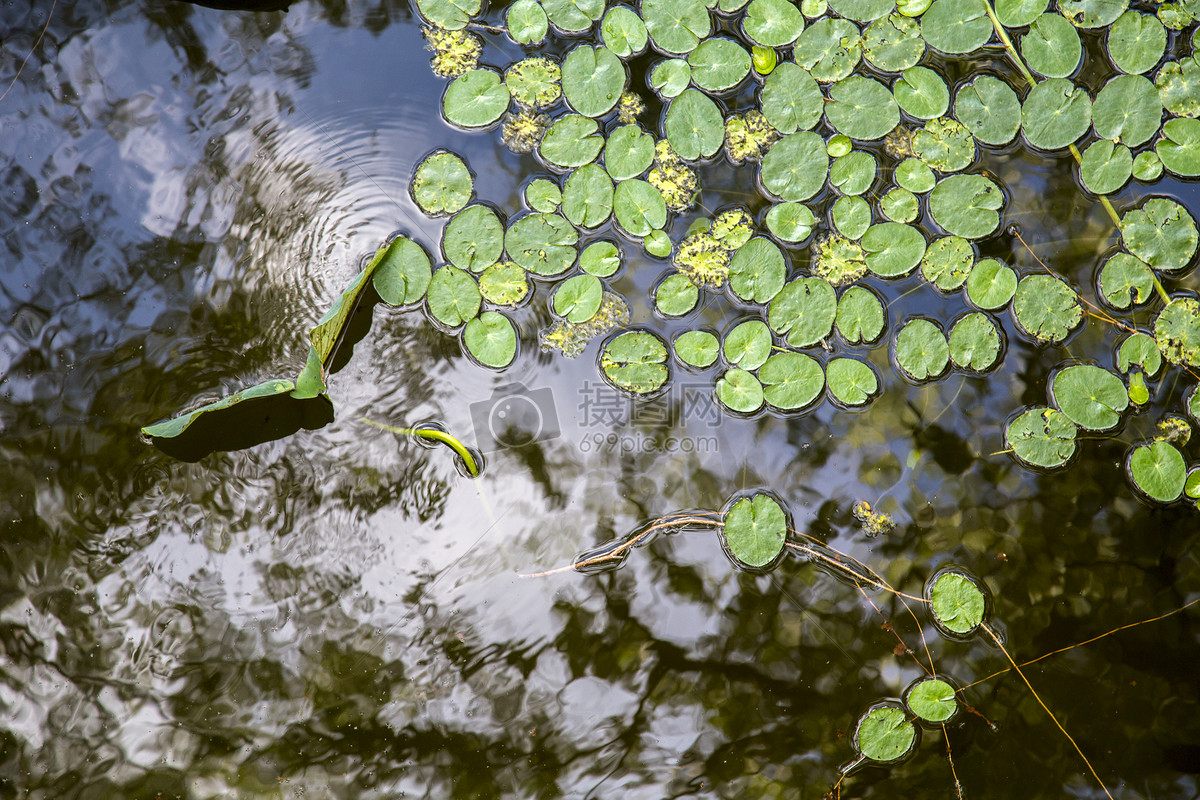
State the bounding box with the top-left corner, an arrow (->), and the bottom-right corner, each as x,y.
2,0 -> 1200,798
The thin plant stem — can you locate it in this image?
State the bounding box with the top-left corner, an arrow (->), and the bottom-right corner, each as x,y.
359,416 -> 480,476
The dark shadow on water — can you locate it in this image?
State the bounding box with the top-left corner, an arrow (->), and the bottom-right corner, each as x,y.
149,392 -> 334,461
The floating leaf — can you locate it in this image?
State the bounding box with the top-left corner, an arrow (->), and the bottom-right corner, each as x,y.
442,68 -> 509,129
655,273 -> 700,316
836,285 -> 887,344
665,89 -> 725,160
687,37 -> 752,92
581,240 -> 623,277
506,0 -> 549,43
769,277 -> 838,347
505,57 -> 561,110
525,178 -> 561,212
1154,296 -> 1200,367
374,236 -> 433,307
563,45 -> 626,118
1051,364 -> 1129,431
895,317 -> 950,381
642,0 -> 712,55
929,571 -> 986,634
812,234 -> 868,285
965,258 -> 1017,310
604,124 -> 655,180
1006,406 -> 1078,469
1059,0 -> 1128,27
1098,252 -> 1154,309
722,493 -> 787,566
829,0 -> 896,22
443,204 -> 504,272
913,116 -> 974,172
827,134 -> 853,158
752,45 -> 778,74
948,312 -> 1002,371
742,0 -> 806,46
1021,78 -> 1092,151
863,222 -> 927,278
830,151 -> 877,195
412,150 -> 474,216
929,174 -> 1003,239
723,319 -> 774,369
921,235 -> 973,292
1133,151 -> 1165,181
645,229 -> 674,257
463,311 -> 517,368
1187,466 -> 1200,498
141,379 -> 297,440
832,196 -> 872,239
1155,56 -> 1200,118
562,163 -> 615,228
954,75 -> 1022,146
895,158 -> 936,192
601,5 -> 649,57
1106,11 -> 1166,75
729,237 -> 787,303
554,274 -> 604,323
1080,139 -> 1133,195
906,678 -> 957,723
894,66 -> 950,120
760,351 -> 825,410
1117,332 -> 1163,377
506,212 -> 579,276
995,0 -> 1047,26
539,114 -> 605,169
921,0 -> 992,54
793,18 -> 862,83
674,329 -> 720,368
826,357 -> 879,405
880,187 -> 919,223
427,265 -> 482,327
765,202 -> 817,243
716,367 -> 766,412
1121,198 -> 1199,274
479,262 -> 530,306
613,179 -> 668,236
1021,13 -> 1082,79
600,330 -> 669,394
862,13 -> 924,71
759,62 -> 824,134
826,75 -> 900,140
855,706 -> 917,763
1128,441 -> 1187,502
1012,274 -> 1083,343
540,0 -> 605,33
1093,74 -> 1161,147
416,0 -> 480,29
650,58 -> 693,98
1157,118 -> 1200,177
760,131 -> 829,201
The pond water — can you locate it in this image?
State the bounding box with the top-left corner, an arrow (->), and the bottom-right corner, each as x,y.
2,0 -> 1200,797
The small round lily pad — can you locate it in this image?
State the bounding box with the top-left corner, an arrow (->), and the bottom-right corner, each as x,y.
1012,274 -> 1083,344
826,357 -> 879,406
905,678 -> 958,723
1127,441 -> 1187,502
894,317 -> 950,381
463,311 -> 518,368
554,274 -> 604,322
674,329 -> 720,368
965,258 -> 1017,310
949,311 -> 1002,371
759,351 -> 824,410
1006,406 -> 1078,469
1121,198 -> 1199,274
855,705 -> 917,763
721,493 -> 788,567
928,570 -> 986,635
716,367 -> 766,413
836,285 -> 887,344
412,150 -> 474,217
600,330 -> 670,395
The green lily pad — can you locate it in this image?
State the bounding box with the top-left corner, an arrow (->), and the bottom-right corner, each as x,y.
895,317 -> 949,381
505,58 -> 561,110
539,114 -> 605,169
1154,296 -> 1200,367
581,240 -> 623,277
505,212 -> 579,276
478,262 -> 530,306
141,378 -> 298,440
862,13 -> 924,71
601,5 -> 649,57
793,18 -> 862,83
642,0 -> 712,55
416,0 -> 480,29
995,0 -> 1047,27
906,678 -> 958,723
895,158 -> 936,192
921,235 -> 974,292
412,150 -> 474,217
1021,13 -> 1082,79
525,178 -> 561,212
427,265 -> 482,327
965,258 -> 1017,310
554,274 -> 604,323
742,0 -> 807,47
769,277 -> 838,347
614,179 -> 669,236
760,131 -> 829,201
1106,11 -> 1166,75
765,202 -> 818,243
1012,274 -> 1083,344
674,329 -> 720,368
929,174 -> 1003,239
604,124 -> 655,180
893,66 -> 949,120
836,285 -> 887,344
1117,332 -> 1163,377
812,234 -> 868,285
863,222 -> 927,278
760,351 -> 825,410
1121,198 -> 1199,274
463,311 -> 517,368
832,196 -> 872,239
650,58 -> 693,98
1093,74 -> 1162,147
1189,466 -> 1200,499
830,151 -> 877,195
1006,406 -> 1078,469
829,0 -> 896,21
1157,118 -> 1200,177
826,75 -> 900,141
921,0 -> 992,54
563,46 -> 626,118
665,89 -> 725,160
913,116 -> 975,172
1128,441 -> 1187,502
929,571 -> 986,634
507,0 -> 549,44
562,163 -> 615,229
855,706 -> 917,763
1155,56 -> 1200,118
1134,151 -> 1165,181
443,204 -> 504,272
373,236 -> 433,307
752,45 -> 778,74
687,37 -> 752,92
826,357 -> 879,405
729,237 -> 787,303
954,75 -> 1022,146
655,273 -> 700,316
1021,78 -> 1092,151
1060,0 -> 1128,27
880,187 -> 919,223
541,0 -> 604,33
1051,364 -> 1129,431
716,367 -> 766,413
442,68 -> 509,129
945,311 -> 1003,371
723,319 -> 774,369
600,330 -> 670,394
1080,140 -> 1133,195
759,61 -> 824,134
722,493 -> 787,567
1098,252 -> 1154,310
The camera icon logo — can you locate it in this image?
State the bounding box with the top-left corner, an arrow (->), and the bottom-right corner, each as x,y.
470,383 -> 561,453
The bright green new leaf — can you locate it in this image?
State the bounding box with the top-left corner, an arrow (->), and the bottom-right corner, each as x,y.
525,178 -> 561,212
650,58 -> 693,98
1093,74 -> 1162,147
1133,151 -> 1165,181
581,240 -> 623,277
826,76 -> 900,140
687,37 -> 752,92
906,678 -> 957,723
880,187 -> 919,223
1117,332 -> 1163,376
601,6 -> 649,57
642,0 -> 712,55
830,151 -> 877,195
417,0 -> 480,29
1080,139 -> 1133,195
833,196 -> 872,239
1157,118 -> 1200,177
765,202 -> 817,243
645,229 -> 673,257
895,158 -> 936,192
